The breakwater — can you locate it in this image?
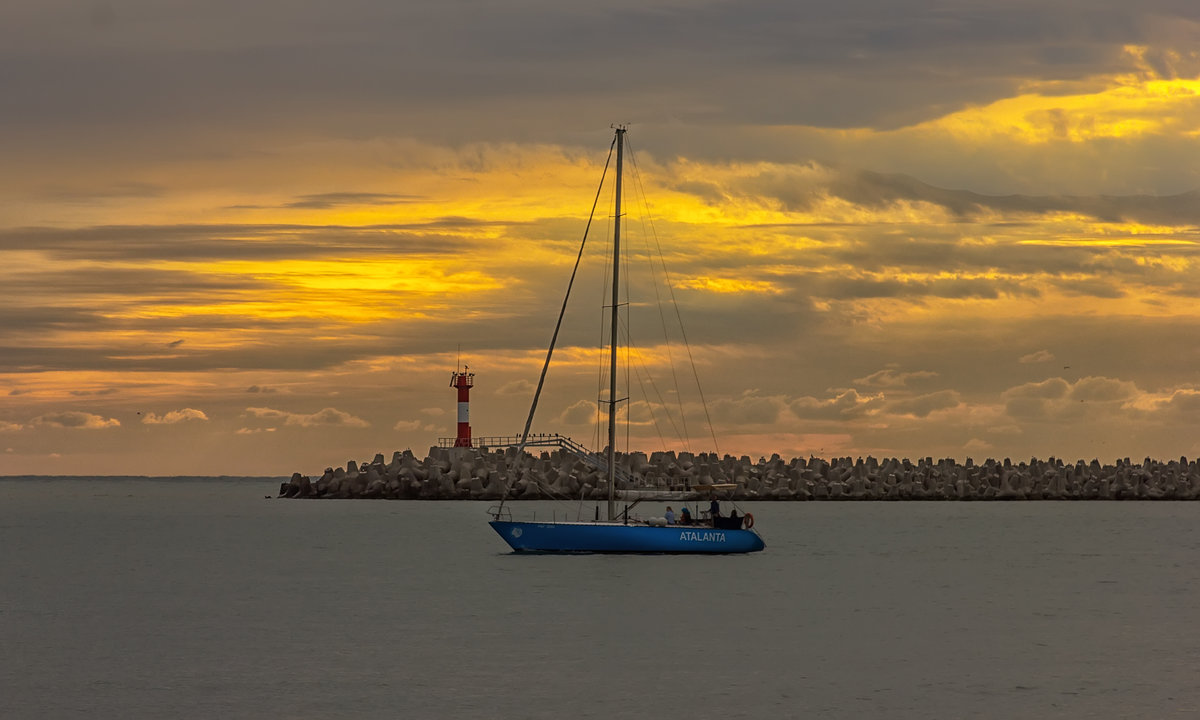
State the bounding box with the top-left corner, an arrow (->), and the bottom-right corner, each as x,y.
280,447 -> 1200,500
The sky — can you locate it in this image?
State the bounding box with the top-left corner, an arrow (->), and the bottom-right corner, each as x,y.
3,0 -> 1200,475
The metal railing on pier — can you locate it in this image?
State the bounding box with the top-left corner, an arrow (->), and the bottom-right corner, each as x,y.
436,433 -> 631,484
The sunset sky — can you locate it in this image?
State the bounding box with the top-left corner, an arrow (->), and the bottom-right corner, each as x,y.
3,1 -> 1200,475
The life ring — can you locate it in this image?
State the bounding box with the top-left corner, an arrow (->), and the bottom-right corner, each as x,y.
742,513 -> 754,529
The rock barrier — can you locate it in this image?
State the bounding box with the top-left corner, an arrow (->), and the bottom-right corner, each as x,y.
280,448 -> 1200,500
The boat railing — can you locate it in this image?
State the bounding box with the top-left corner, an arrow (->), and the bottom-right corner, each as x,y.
487,504 -> 512,521
439,433 -> 633,484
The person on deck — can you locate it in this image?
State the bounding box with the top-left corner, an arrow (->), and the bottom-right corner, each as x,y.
664,506 -> 675,524
680,506 -> 692,524
709,499 -> 720,519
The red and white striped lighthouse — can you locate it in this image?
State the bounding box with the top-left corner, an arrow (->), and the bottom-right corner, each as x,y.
450,367 -> 474,447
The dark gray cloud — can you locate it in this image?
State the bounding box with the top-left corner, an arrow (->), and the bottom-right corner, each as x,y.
0,337 -> 359,374
0,222 -> 485,261
283,193 -> 423,209
883,390 -> 961,418
0,305 -> 104,334
68,388 -> 119,397
2,1 -> 1196,146
718,167 -> 1200,227
812,237 -> 1198,292
2,268 -> 264,300
0,301 -> 584,373
831,171 -> 1200,225
1049,277 -> 1126,299
809,274 -> 1039,301
32,182 -> 167,202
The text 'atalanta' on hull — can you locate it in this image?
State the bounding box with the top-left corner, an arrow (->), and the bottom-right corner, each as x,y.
490,520 -> 765,554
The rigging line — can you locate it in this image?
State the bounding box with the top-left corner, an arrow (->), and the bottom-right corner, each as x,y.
624,141 -> 692,453
632,360 -> 670,451
623,303 -> 686,448
626,137 -> 721,456
619,315 -> 674,450
510,474 -> 592,513
514,135 -> 616,468
641,360 -> 682,446
593,306 -> 604,454
617,316 -> 630,456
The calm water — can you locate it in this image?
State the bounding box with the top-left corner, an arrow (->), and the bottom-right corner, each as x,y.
2,479 -> 1197,719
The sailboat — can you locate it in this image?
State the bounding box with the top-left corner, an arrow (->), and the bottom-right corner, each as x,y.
487,127 -> 765,554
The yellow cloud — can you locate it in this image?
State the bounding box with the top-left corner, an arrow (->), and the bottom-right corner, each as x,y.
109,257 -> 509,323
917,73 -> 1200,145
677,276 -> 781,294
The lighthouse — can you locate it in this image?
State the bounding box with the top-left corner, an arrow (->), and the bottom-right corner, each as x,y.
450,367 -> 474,447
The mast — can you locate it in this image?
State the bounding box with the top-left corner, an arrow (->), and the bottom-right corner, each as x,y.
607,127 -> 625,522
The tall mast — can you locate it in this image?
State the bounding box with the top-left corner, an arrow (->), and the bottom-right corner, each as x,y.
607,127 -> 625,522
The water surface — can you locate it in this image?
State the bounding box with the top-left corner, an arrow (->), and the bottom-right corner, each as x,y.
2,479 -> 1196,718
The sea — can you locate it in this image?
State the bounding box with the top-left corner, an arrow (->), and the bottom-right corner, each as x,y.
2,477 -> 1197,719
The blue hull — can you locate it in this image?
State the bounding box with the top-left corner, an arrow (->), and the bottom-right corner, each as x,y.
489,521 -> 765,554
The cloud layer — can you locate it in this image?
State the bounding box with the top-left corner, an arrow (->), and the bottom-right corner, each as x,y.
141,408 -> 209,425
1,1 -> 1199,473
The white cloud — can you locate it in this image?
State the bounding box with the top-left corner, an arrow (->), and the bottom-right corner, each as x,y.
245,406 -> 368,428
1007,377 -> 1070,400
963,438 -> 993,453
495,380 -> 535,396
246,407 -> 287,421
1003,376 -> 1139,422
1019,350 -> 1055,364
710,390 -> 787,425
141,408 -> 209,424
790,389 -> 884,420
393,419 -> 436,432
556,399 -> 596,426
883,390 -> 962,418
236,426 -> 277,434
32,411 -> 120,429
1155,389 -> 1200,421
1071,376 -> 1138,404
853,369 -> 938,387
0,421 -> 22,432
420,407 -> 446,416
